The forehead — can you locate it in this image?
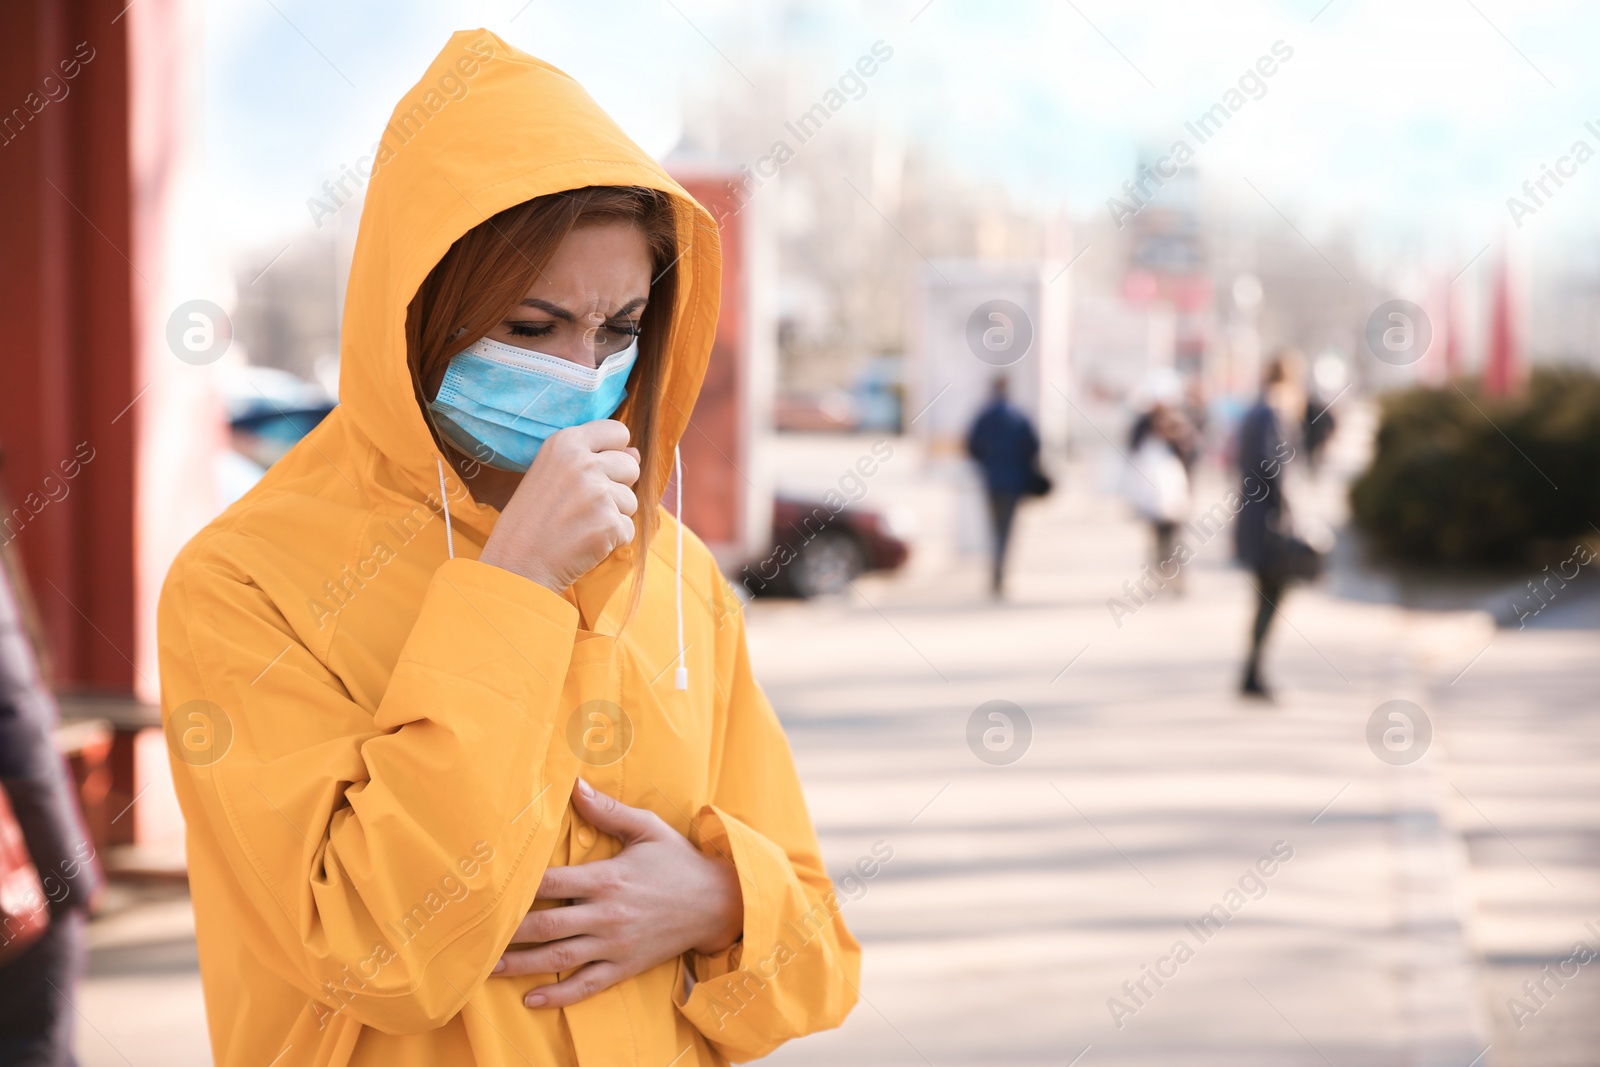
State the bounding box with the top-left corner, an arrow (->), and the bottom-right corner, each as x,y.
522,219 -> 651,306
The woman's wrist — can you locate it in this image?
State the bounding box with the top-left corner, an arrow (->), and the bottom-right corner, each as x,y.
690,854 -> 744,956
478,538 -> 565,593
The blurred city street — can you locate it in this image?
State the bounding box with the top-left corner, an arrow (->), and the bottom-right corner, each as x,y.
75,427 -> 1600,1067
6,4 -> 1600,1065
748,429 -> 1600,1067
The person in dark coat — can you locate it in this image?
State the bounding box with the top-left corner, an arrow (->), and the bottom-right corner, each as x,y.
0,542 -> 101,1066
966,377 -> 1040,597
1302,384 -> 1338,475
1234,353 -> 1302,698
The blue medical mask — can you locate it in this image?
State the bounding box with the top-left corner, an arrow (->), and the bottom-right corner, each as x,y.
427,335 -> 638,472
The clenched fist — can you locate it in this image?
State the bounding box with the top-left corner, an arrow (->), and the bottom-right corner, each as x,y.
479,420 -> 640,593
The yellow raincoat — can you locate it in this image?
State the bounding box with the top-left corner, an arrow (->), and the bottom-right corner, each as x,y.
158,30 -> 858,1066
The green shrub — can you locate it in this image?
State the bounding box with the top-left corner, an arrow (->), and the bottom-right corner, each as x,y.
1349,368 -> 1600,567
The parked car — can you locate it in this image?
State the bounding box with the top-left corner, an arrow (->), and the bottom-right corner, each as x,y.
230,403 -> 337,469
217,402 -> 337,507
753,496 -> 912,599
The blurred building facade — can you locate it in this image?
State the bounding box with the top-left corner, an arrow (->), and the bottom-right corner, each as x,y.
1,0 -> 214,862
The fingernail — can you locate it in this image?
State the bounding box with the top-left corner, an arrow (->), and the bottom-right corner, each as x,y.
492,959 -> 505,974
576,778 -> 594,798
526,993 -> 546,1007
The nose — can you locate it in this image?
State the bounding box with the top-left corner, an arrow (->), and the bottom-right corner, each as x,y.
528,309 -> 605,370
577,315 -> 610,367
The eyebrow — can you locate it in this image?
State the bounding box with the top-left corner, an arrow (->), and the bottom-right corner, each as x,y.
516,297 -> 647,322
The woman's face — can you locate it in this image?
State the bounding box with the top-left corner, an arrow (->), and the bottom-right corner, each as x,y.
484,218 -> 652,369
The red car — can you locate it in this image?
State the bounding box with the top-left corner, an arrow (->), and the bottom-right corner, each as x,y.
739,497 -> 912,599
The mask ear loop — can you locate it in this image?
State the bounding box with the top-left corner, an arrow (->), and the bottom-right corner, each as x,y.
436,456 -> 456,561
674,444 -> 688,691
423,335 -> 465,563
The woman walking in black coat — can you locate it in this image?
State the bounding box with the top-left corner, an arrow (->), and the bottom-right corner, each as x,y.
1234,353 -> 1303,698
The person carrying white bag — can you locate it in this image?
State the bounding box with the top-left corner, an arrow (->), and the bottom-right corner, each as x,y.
1125,402 -> 1198,593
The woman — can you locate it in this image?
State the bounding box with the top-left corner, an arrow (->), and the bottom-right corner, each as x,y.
158,31 -> 858,1066
1127,401 -> 1196,592
1234,352 -> 1303,699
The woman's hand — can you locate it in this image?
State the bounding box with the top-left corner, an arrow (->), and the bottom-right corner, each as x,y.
494,780 -> 744,1009
478,420 -> 640,593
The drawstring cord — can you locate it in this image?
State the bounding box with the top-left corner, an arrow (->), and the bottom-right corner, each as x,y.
436,456 -> 455,560
674,445 -> 688,691
438,449 -> 688,692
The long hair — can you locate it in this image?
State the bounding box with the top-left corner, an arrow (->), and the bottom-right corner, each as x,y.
406,185 -> 681,612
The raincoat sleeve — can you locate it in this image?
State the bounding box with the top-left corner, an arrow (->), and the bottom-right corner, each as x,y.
675,575 -> 861,1060
159,552 -> 583,1035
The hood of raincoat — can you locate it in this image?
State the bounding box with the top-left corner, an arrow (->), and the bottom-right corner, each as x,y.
340,29 -> 719,546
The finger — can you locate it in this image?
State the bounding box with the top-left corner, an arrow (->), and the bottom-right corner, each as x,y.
608,482 -> 638,518
507,903 -> 604,945
625,446 -> 641,463
596,448 -> 641,487
496,935 -> 607,978
525,960 -> 625,1009
534,861 -> 613,901
577,419 -> 632,454
571,779 -> 662,844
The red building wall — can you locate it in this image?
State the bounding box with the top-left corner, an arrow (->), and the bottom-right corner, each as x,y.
0,0 -> 138,694
670,171 -> 749,554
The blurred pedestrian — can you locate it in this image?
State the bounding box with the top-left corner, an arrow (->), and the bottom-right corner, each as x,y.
1181,375 -> 1210,458
1128,401 -> 1197,592
1301,384 -> 1338,475
0,529 -> 101,1066
1234,351 -> 1306,699
1301,352 -> 1346,477
967,377 -> 1042,597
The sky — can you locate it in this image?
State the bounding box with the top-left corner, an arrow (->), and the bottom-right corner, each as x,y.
202,0 -> 1600,271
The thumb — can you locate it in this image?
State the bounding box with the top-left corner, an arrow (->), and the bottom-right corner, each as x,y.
571,779 -> 658,843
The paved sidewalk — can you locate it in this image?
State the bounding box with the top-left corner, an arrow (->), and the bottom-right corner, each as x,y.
756,415 -> 1600,1067
756,451 -> 1490,1066
1433,624 -> 1600,1067
78,881 -> 210,1066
